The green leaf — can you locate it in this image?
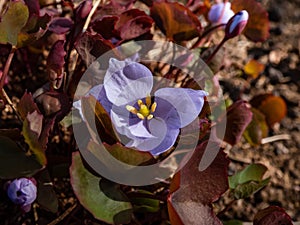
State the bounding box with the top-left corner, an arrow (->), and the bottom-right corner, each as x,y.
104,143 -> 154,166
0,1 -> 29,46
229,163 -> 268,189
129,190 -> 160,213
0,136 -> 42,179
223,220 -> 243,225
22,111 -> 47,166
233,178 -> 270,199
70,152 -> 133,224
36,170 -> 58,213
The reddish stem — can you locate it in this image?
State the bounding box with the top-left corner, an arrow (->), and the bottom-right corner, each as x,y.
205,37 -> 227,64
0,46 -> 16,90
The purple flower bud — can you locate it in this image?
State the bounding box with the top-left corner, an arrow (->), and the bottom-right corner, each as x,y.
225,10 -> 249,39
7,178 -> 37,210
208,2 -> 234,25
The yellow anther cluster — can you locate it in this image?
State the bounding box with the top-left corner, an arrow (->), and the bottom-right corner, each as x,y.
126,95 -> 157,120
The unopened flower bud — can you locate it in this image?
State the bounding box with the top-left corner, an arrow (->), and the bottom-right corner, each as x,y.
225,10 -> 249,39
208,2 -> 234,25
7,178 -> 37,212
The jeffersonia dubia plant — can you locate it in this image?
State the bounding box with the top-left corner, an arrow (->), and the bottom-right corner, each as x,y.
6,178 -> 37,212
76,58 -> 207,155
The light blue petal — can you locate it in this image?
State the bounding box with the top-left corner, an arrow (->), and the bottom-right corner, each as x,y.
155,88 -> 207,128
104,58 -> 153,105
127,117 -> 179,156
110,109 -> 154,140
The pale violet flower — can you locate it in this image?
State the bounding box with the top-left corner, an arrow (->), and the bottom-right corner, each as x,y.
7,178 -> 37,212
78,58 -> 207,156
208,2 -> 234,25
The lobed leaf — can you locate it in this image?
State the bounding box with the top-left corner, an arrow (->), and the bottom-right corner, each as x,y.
75,32 -> 114,66
232,178 -> 270,199
151,1 -> 202,42
168,141 -> 229,225
70,152 -> 133,224
231,0 -> 269,42
0,1 -> 29,46
0,136 -> 42,179
229,163 -> 268,189
253,206 -> 293,225
115,9 -> 154,40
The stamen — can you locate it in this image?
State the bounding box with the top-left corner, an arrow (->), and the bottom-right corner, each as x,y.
137,113 -> 145,120
137,99 -> 143,107
147,114 -> 153,120
146,95 -> 151,107
151,102 -> 157,113
126,105 -> 138,114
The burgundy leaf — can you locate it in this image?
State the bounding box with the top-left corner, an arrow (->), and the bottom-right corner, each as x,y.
75,32 -> 114,66
168,141 -> 229,224
35,91 -> 71,120
111,0 -> 136,9
75,0 -> 93,22
91,16 -> 119,40
151,2 -> 202,42
18,91 -> 41,120
47,40 -> 66,76
115,9 -> 154,40
217,100 -> 253,146
24,0 -> 40,16
254,206 -> 293,225
49,17 -> 74,34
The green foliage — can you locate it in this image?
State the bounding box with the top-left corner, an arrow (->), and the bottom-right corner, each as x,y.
0,1 -> 29,46
70,152 -> 133,224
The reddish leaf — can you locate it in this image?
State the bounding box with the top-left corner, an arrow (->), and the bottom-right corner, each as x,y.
111,0 -> 135,9
24,0 -> 40,16
250,94 -> 287,127
168,141 -> 229,225
18,91 -> 41,120
217,100 -> 253,146
254,206 -> 293,225
49,17 -> 74,34
35,91 -> 71,119
75,32 -> 114,66
115,9 -> 154,40
244,59 -> 265,79
151,2 -> 202,42
47,40 -> 66,76
231,0 -> 269,42
91,16 -> 119,40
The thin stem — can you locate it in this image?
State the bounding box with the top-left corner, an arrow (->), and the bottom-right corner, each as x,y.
205,37 -> 227,64
82,0 -> 101,32
0,46 -> 16,90
191,23 -> 226,49
1,89 -> 22,121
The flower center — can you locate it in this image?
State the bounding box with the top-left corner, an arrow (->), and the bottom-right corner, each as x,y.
126,95 -> 157,120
